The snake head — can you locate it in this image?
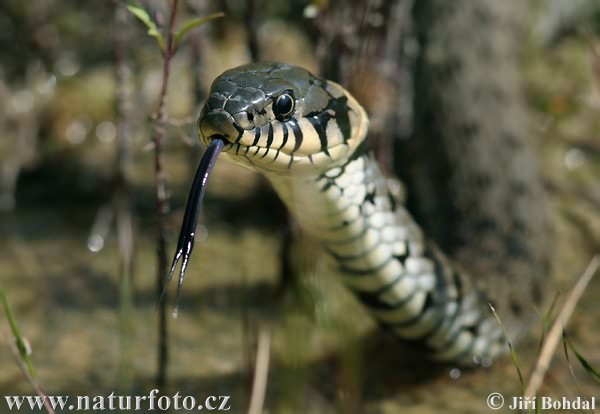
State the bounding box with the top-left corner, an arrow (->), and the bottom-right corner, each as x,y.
198,62 -> 368,173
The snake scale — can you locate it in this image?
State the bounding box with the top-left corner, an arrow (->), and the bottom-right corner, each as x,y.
169,61 -> 547,366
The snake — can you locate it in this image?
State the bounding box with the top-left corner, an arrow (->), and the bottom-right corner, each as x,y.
169,61 -> 543,365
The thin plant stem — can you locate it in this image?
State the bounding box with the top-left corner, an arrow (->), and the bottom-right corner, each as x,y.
561,331 -> 587,405
4,332 -> 55,414
490,304 -> 526,396
247,328 -> 271,414
1,292 -> 55,414
153,0 -> 180,388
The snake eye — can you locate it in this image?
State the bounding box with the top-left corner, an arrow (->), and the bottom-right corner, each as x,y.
274,93 -> 295,120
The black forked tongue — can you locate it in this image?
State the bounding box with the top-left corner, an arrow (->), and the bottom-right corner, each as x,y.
163,137 -> 225,318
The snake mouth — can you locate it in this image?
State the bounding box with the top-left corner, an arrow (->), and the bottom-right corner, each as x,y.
206,134 -> 232,146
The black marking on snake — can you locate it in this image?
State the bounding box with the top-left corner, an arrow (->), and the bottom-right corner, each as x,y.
260,147 -> 270,159
266,123 -> 274,148
252,127 -> 261,146
329,96 -> 351,141
165,137 -> 225,317
353,290 -> 399,311
325,237 -> 383,261
319,168 -> 347,191
353,286 -> 424,316
406,289 -> 445,343
364,190 -> 376,206
388,192 -> 398,212
234,123 -> 245,143
307,115 -> 330,156
395,295 -> 441,326
287,154 -> 294,169
308,154 -> 314,165
377,273 -> 419,300
288,119 -> 303,153
318,163 -> 346,184
436,325 -> 476,360
323,220 -> 369,244
272,149 -> 280,162
320,177 -> 339,192
394,250 -> 409,264
350,273 -> 416,309
279,123 -> 289,150
432,279 -> 466,347
339,255 -> 393,276
382,289 -> 428,321
347,140 -> 370,163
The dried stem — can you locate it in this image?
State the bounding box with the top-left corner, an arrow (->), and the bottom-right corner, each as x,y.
153,0 -> 180,388
525,256 -> 599,398
247,328 -> 271,414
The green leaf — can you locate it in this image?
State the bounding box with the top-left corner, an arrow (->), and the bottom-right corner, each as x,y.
127,3 -> 165,52
1,289 -> 36,378
490,304 -> 526,397
564,334 -> 600,384
173,12 -> 225,50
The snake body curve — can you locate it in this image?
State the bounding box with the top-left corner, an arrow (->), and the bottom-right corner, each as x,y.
185,61 -> 537,364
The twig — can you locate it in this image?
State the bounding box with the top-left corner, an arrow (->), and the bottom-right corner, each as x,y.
153,0 -> 180,388
247,328 -> 271,414
525,256 -> 599,398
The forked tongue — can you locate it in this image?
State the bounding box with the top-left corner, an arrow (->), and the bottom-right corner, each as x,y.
163,137 -> 225,317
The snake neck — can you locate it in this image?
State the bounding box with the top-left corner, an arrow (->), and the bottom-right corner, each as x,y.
195,62 -> 537,365
264,143 -> 508,365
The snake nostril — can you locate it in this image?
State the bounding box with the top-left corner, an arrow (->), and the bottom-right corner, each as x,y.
247,112 -> 254,122
199,110 -> 240,141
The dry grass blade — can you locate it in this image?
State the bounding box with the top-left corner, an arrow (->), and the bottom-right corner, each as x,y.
247,328 -> 272,414
525,256 -> 599,398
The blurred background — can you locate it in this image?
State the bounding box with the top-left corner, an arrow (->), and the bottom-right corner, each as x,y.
1,0 -> 599,413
